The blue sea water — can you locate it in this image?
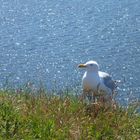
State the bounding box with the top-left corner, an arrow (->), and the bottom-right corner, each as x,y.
0,0 -> 140,103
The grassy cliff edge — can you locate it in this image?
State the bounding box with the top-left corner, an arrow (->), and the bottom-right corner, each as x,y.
0,89 -> 140,140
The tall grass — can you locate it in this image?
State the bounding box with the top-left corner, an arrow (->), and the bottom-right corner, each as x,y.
0,89 -> 140,140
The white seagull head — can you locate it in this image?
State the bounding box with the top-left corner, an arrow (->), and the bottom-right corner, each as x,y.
78,60 -> 99,72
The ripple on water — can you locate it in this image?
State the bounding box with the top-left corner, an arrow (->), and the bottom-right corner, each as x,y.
0,0 -> 140,104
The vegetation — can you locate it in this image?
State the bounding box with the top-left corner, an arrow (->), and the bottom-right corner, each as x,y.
0,88 -> 140,140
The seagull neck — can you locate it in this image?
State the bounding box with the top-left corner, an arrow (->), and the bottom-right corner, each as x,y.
86,70 -> 99,75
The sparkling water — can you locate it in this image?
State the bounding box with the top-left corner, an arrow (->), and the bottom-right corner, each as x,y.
0,0 -> 140,103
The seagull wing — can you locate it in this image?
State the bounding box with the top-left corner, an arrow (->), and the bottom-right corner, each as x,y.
99,71 -> 116,91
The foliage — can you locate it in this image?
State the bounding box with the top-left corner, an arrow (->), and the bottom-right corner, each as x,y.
0,90 -> 140,140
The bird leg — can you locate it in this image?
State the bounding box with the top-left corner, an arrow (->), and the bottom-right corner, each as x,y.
80,89 -> 87,101
97,83 -> 100,93
91,91 -> 96,102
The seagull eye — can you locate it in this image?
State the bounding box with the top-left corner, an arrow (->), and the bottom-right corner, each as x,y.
89,64 -> 94,66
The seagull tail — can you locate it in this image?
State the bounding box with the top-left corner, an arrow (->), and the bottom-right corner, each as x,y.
114,80 -> 121,83
114,80 -> 121,88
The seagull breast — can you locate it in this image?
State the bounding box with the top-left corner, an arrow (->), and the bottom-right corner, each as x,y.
82,71 -> 101,92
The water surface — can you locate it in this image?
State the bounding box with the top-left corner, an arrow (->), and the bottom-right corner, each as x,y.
0,0 -> 140,103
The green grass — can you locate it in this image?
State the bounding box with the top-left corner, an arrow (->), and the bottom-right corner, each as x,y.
0,89 -> 140,140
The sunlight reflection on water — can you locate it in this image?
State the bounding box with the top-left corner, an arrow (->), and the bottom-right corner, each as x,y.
0,0 -> 140,104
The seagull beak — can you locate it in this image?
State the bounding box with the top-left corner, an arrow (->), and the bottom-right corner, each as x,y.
78,64 -> 87,68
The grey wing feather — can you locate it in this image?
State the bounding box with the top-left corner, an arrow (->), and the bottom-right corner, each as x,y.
99,71 -> 116,91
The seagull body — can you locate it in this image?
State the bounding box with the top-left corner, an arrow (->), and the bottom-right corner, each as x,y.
78,61 -> 116,97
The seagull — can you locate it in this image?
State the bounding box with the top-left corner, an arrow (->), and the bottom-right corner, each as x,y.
78,60 -> 116,100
